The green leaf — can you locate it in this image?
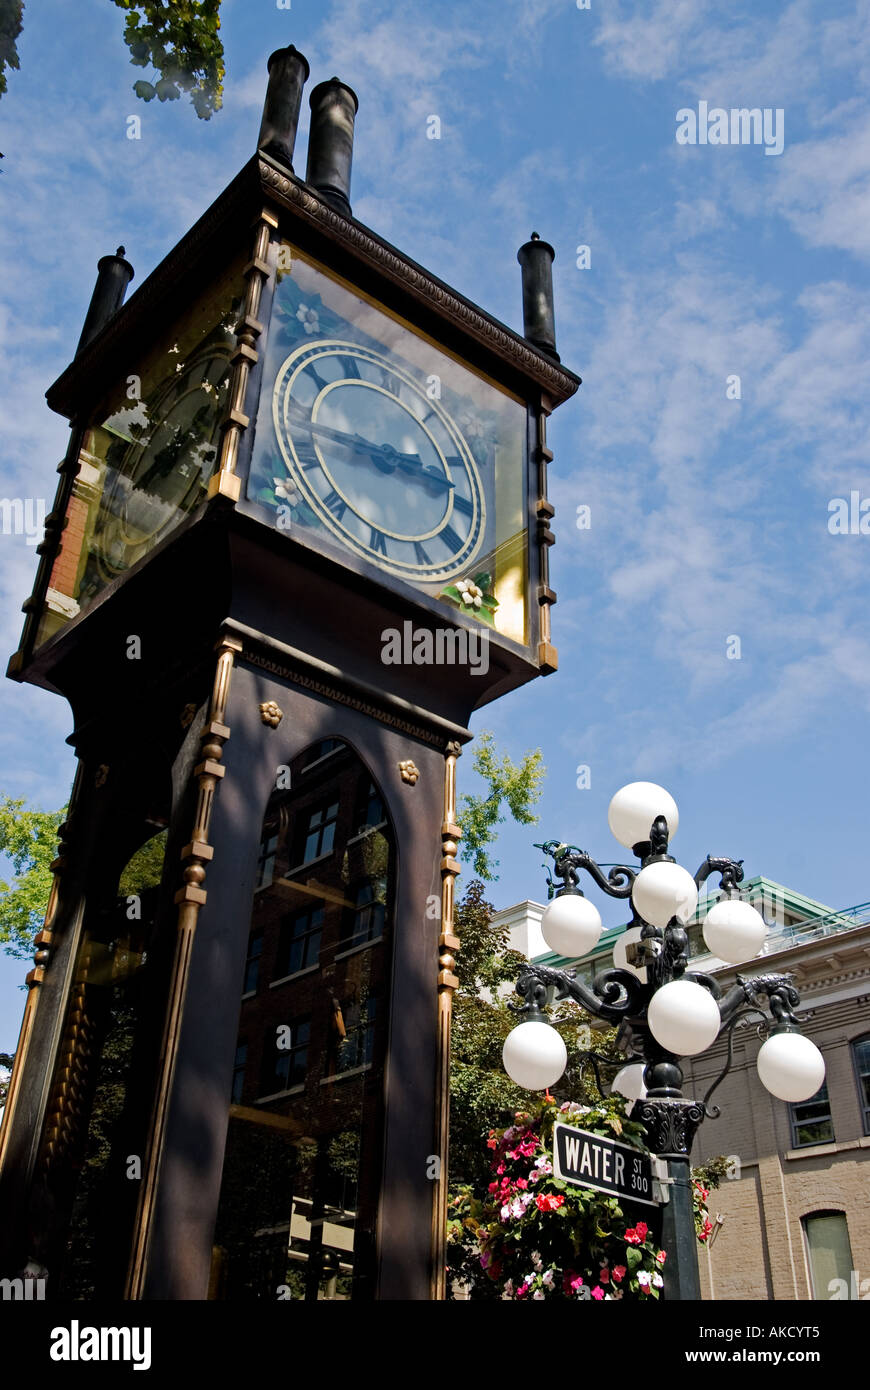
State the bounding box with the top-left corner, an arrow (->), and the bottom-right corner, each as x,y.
133,79 -> 156,100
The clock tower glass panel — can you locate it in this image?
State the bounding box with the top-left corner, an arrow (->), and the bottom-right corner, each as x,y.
247,245 -> 529,645
35,254 -> 248,648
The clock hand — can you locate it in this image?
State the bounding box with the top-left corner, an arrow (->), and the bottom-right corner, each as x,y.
291,414 -> 455,491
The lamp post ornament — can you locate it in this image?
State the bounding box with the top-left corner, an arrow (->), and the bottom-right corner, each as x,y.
502,782 -> 825,1301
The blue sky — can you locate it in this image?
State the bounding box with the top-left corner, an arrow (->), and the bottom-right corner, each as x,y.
1,0 -> 869,1049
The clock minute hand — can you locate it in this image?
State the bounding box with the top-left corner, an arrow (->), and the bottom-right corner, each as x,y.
295,415 -> 455,491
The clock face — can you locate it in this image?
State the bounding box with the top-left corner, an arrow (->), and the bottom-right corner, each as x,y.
272,339 -> 485,583
249,245 -> 530,645
92,338 -> 232,580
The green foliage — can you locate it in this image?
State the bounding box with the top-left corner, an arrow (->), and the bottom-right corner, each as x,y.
456,731 -> 545,881
0,794 -> 65,960
0,2 -> 224,116
111,0 -> 223,119
118,831 -> 166,896
448,880 -> 620,1190
0,0 -> 23,98
111,0 -> 225,119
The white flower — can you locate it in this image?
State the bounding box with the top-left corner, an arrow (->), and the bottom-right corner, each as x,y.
653,1272 -> 664,1288
542,1269 -> 554,1286
532,1290 -> 545,1300
456,578 -> 483,609
502,1280 -> 513,1299
273,476 -> 299,506
500,1203 -> 511,1221
637,1271 -> 651,1287
531,1251 -> 543,1272
296,304 -> 320,335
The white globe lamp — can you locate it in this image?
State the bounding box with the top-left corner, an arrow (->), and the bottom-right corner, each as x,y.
647,979 -> 721,1056
608,782 -> 679,850
541,893 -> 603,958
503,1021 -> 568,1091
702,898 -> 767,963
632,861 -> 698,928
756,1031 -> 826,1102
612,924 -> 647,982
611,1062 -> 648,1104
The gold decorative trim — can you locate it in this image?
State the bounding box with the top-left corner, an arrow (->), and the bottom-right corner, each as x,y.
240,644 -> 467,750
398,760 -> 419,785
208,209 -> 276,497
259,700 -> 283,728
535,409 -> 558,674
126,635 -> 240,1300
430,740 -> 462,1300
258,158 -> 580,407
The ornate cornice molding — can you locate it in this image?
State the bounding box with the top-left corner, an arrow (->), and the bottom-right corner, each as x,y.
257,158 -> 581,407
240,645 -> 467,751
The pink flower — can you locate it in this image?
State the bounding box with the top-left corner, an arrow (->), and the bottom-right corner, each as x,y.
516,1282 -> 529,1299
599,1266 -> 610,1284
488,1182 -> 497,1194
496,1163 -> 505,1175
516,1178 -> 528,1190
655,1250 -> 667,1266
612,1265 -> 627,1283
591,1286 -> 605,1300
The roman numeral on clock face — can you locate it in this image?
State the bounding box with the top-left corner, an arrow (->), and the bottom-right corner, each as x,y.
439,524 -> 463,554
414,541 -> 431,566
323,489 -> 346,520
370,527 -> 388,555
452,495 -> 473,517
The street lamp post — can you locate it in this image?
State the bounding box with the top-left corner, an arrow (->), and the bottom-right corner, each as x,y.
502,783 -> 826,1301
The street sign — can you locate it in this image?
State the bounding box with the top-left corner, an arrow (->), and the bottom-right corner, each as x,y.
552,1122 -> 659,1207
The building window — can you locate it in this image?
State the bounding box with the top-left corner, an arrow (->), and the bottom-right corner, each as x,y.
276,907 -> 323,978
803,1211 -> 854,1298
852,1036 -> 870,1134
342,880 -> 386,951
302,739 -> 343,769
257,829 -> 279,888
789,1081 -> 834,1147
243,928 -> 263,995
337,997 -> 377,1073
299,801 -> 339,865
355,779 -> 385,834
231,1042 -> 247,1105
260,1017 -> 310,1095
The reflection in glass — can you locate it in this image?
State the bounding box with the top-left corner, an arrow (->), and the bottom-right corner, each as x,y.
211,741 -> 392,1300
36,257 -> 247,647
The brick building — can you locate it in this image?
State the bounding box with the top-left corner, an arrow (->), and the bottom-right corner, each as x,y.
498,879 -> 870,1301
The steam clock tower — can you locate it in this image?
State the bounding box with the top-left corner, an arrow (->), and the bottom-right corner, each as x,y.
0,47 -> 579,1300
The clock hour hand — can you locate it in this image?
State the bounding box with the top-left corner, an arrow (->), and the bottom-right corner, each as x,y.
291,411 -> 455,491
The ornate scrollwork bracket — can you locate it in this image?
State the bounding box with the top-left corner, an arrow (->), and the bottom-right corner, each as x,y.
534,839 -> 636,901
635,1098 -> 707,1158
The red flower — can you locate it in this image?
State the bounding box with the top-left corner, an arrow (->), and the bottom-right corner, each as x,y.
625,1227 -> 642,1245
655,1250 -> 667,1266
612,1265 -> 627,1283
535,1193 -> 564,1213
488,1181 -> 498,1194
599,1266 -> 610,1283
496,1163 -> 505,1175
635,1221 -> 649,1241
699,1218 -> 713,1242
